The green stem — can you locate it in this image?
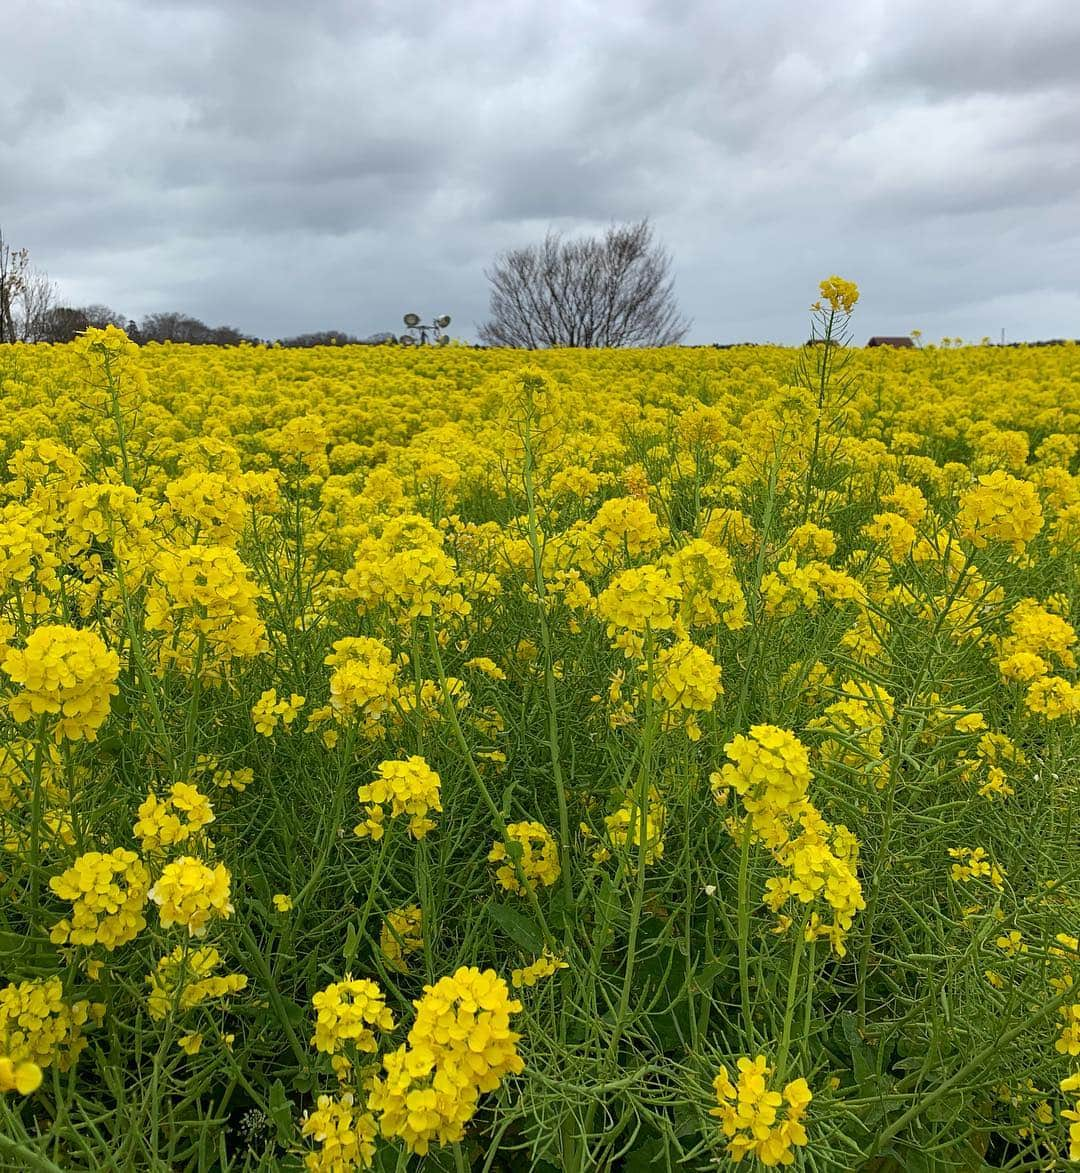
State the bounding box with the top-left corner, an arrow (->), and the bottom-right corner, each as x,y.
0,1131 -> 68,1173
800,308 -> 837,525
519,396 -> 576,927
28,716 -> 48,941
856,546 -> 978,1024
293,725 -> 356,911
802,934 -> 817,1057
736,816 -> 755,1044
358,823 -> 395,934
236,919 -> 310,1069
607,632 -> 658,1063
735,460 -> 779,729
112,552 -> 175,775
426,620 -> 555,950
180,633 -> 205,777
100,346 -> 132,488
866,978 -> 1080,1156
775,911 -> 808,1080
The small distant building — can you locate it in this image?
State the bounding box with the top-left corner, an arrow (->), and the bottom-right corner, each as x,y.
866,336 -> 914,348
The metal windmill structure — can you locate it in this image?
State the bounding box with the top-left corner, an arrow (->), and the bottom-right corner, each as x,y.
400,313 -> 451,347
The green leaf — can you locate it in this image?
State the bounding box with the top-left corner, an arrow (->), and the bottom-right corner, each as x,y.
486,902 -> 544,953
691,948 -> 734,989
268,1078 -> 294,1144
343,919 -> 360,969
623,1138 -> 667,1172
280,997 -> 306,1028
0,931 -> 28,957
840,1011 -> 879,1090
594,873 -> 626,937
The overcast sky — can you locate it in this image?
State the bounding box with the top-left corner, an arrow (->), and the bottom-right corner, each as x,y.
4,0 -> 1079,344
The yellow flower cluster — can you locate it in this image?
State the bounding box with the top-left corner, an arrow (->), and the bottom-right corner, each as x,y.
1,624 -> 119,741
662,538 -> 747,630
596,564 -> 680,651
380,905 -> 424,972
164,469 -> 265,543
863,511 -> 917,561
711,1054 -> 812,1166
251,688 -> 305,736
956,470 -> 1044,552
587,496 -> 666,562
368,967 -> 523,1155
714,726 -> 812,848
354,756 -> 442,840
759,559 -> 865,619
311,977 -> 395,1057
196,754 -> 254,792
323,637 -> 401,737
133,782 -> 215,854
999,598 -> 1077,671
1056,1006 -> 1080,1057
0,504 -> 60,606
488,821 -> 561,894
145,945 -> 248,1020
704,507 -> 757,550
948,846 -> 1006,890
958,732 -> 1026,800
597,785 -> 667,866
511,948 -> 569,989
990,598 -> 1080,720
648,638 -> 723,740
148,856 -> 235,937
789,523 -> 837,559
63,482 -> 154,559
49,848 -> 150,950
464,656 -> 506,680
766,812 -> 866,956
715,727 -> 865,953
146,544 -> 269,676
808,679 -> 894,790
0,977 -> 96,1075
818,275 -> 859,313
1025,675 -> 1080,719
301,1092 -> 378,1173
343,514 -> 466,621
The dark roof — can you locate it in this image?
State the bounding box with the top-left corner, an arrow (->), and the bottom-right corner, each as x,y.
866,336 -> 914,348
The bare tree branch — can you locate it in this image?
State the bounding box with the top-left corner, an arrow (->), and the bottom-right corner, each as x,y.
478,219 -> 690,348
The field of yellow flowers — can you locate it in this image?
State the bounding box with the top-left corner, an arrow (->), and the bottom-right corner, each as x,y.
1,283 -> 1079,1171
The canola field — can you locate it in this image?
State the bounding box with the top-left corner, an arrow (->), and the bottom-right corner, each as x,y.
1,285 -> 1080,1171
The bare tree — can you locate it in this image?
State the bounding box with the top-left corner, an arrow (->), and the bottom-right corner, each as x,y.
39,306 -> 91,343
82,304 -> 126,329
0,227 -> 30,344
16,268 -> 57,342
38,304 -> 125,343
478,219 -> 690,348
0,227 -> 61,342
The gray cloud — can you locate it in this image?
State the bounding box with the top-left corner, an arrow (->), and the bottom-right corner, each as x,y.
2,0 -> 1078,343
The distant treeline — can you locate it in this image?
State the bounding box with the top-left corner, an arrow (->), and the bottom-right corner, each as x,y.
31,306 -> 397,348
